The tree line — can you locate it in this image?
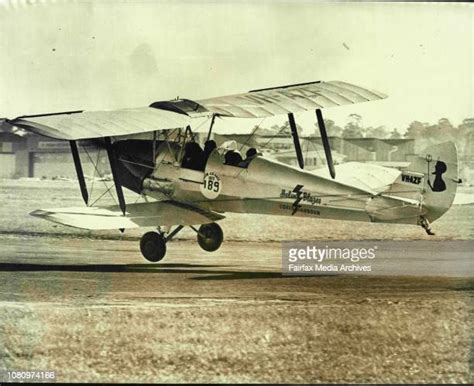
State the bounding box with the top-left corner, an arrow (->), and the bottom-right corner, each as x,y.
259,114 -> 474,141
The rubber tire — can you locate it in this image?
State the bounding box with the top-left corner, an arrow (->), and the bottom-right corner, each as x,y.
197,223 -> 224,252
140,231 -> 167,262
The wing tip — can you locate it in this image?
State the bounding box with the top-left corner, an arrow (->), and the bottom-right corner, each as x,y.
328,80 -> 388,100
30,209 -> 48,218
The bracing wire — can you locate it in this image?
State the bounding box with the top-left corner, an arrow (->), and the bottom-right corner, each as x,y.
237,117 -> 267,153
259,123 -> 290,150
81,145 -> 118,206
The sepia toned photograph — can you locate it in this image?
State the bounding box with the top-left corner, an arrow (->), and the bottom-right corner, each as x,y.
0,0 -> 472,384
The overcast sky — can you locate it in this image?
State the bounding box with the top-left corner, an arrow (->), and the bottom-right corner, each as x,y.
0,1 -> 472,134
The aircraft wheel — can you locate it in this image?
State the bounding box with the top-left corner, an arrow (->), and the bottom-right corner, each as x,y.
140,231 -> 167,262
197,223 -> 223,252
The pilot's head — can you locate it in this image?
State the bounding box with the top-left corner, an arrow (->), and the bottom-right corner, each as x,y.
204,140 -> 217,152
246,148 -> 257,158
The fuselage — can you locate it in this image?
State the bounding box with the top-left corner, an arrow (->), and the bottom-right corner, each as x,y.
138,141 -> 407,224
113,138 -> 456,229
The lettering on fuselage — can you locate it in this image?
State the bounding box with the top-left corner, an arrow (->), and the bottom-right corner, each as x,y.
280,187 -> 322,205
279,203 -> 321,216
400,173 -> 423,186
280,185 -> 321,216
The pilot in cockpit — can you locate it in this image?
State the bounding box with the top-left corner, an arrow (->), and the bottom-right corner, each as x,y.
238,148 -> 258,168
181,140 -> 219,171
224,150 -> 243,166
217,140 -> 260,168
181,141 -> 203,170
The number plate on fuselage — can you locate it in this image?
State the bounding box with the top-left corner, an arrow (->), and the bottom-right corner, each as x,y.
200,171 -> 222,199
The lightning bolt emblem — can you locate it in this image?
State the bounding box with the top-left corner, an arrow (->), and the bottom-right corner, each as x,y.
291,184 -> 304,215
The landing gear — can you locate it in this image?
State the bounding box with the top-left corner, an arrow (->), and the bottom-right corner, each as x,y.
140,231 -> 167,262
196,223 -> 224,252
139,223 -> 223,262
418,215 -> 435,236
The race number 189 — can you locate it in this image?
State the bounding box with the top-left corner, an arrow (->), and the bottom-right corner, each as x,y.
200,172 -> 222,199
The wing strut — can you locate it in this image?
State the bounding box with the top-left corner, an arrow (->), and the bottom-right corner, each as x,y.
69,140 -> 89,205
288,113 -> 304,169
206,114 -> 217,142
104,137 -> 127,215
316,109 -> 336,179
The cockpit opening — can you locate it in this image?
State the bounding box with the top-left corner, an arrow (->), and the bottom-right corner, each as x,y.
181,140 -> 217,171
180,138 -> 260,171
224,147 -> 258,168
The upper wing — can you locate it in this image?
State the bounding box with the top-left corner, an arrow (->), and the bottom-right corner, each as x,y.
30,200 -> 225,230
7,80 -> 386,140
10,107 -> 190,140
194,80 -> 387,118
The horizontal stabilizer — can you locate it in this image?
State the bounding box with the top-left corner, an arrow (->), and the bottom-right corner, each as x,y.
30,201 -> 225,230
312,162 -> 400,194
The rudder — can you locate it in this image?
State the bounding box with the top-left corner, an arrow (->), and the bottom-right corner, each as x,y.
405,141 -> 458,223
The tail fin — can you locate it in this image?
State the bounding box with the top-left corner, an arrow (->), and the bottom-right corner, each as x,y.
400,141 -> 458,222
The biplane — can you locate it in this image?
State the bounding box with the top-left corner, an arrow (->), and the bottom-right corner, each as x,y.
5,80 -> 459,262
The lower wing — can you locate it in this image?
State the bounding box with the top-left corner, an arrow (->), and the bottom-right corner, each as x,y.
30,201 -> 225,230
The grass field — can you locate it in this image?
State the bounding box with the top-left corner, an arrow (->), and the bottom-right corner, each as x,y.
1,274 -> 471,383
